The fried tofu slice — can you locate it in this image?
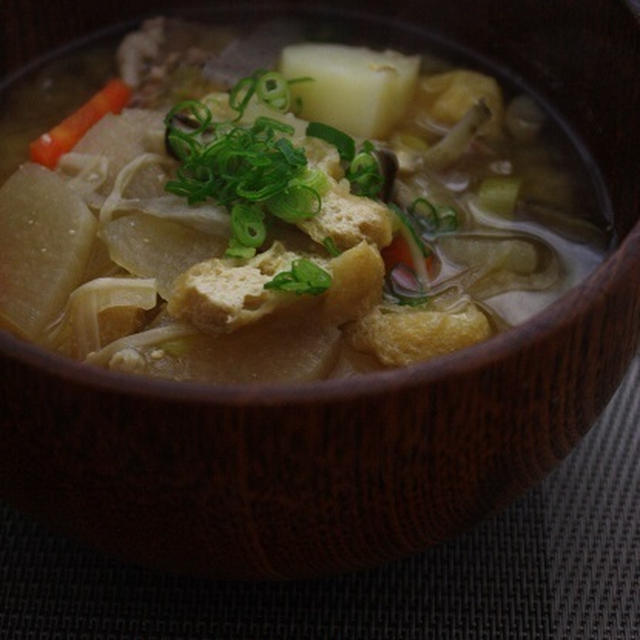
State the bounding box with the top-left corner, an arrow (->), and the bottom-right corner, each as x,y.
297,178 -> 393,251
322,240 -> 384,325
346,303 -> 492,366
168,240 -> 384,335
303,137 -> 344,181
168,242 -> 303,334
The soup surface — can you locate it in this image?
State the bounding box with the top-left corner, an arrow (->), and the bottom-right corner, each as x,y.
0,14 -> 612,383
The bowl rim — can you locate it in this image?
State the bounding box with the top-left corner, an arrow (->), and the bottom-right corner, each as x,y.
1,3 -> 639,407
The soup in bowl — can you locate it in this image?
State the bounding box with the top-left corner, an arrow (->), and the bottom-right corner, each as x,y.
0,1 -> 639,578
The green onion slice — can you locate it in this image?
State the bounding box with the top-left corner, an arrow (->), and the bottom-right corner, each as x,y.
225,238 -> 257,260
228,71 -> 264,119
266,184 -> 321,222
291,168 -> 329,196
409,197 -> 438,231
436,205 -> 458,232
322,237 -> 341,257
347,146 -> 383,199
306,122 -> 356,161
230,203 -> 266,248
164,100 -> 213,134
256,71 -> 290,112
265,258 -> 332,295
410,198 -> 459,234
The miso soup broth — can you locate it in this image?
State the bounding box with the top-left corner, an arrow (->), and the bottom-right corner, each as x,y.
0,12 -> 613,383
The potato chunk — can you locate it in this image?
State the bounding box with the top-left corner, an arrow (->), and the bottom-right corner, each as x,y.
347,303 -> 491,366
0,163 -> 97,340
280,44 -> 420,138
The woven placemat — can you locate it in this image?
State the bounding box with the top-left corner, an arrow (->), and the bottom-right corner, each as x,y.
2,357 -> 639,639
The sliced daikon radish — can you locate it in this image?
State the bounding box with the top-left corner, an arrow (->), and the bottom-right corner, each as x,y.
99,319 -> 341,384
100,213 -> 227,299
0,163 -> 97,340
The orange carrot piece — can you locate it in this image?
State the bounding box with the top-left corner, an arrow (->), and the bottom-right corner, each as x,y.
381,235 -> 414,271
29,78 -> 132,169
381,234 -> 436,276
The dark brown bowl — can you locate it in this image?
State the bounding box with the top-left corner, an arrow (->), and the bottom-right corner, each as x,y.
1,0 -> 639,579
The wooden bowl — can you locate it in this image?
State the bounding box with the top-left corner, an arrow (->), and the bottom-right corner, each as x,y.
1,0 -> 639,579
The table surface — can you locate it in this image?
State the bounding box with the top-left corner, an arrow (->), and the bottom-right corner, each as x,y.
2,355 -> 639,639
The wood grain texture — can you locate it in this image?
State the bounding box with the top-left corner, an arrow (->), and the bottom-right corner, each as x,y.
0,0 -> 639,578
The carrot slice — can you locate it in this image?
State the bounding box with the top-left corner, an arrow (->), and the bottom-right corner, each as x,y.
29,78 -> 132,169
381,234 -> 436,276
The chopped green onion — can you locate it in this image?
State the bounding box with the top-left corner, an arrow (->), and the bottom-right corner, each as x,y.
409,197 -> 438,231
266,184 -> 321,222
291,168 -> 330,196
436,205 -> 458,232
264,258 -> 332,295
253,116 -> 295,138
306,122 -> 355,161
164,103 -> 312,208
229,71 -> 308,119
274,137 -> 306,166
256,71 -> 290,112
477,176 -> 522,216
228,70 -> 264,119
164,100 -> 213,134
410,198 -> 459,234
230,203 -> 266,248
322,237 -> 341,257
347,143 -> 383,199
225,238 -> 257,260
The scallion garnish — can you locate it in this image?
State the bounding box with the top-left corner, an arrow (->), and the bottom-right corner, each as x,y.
306,122 -> 356,162
409,197 -> 438,231
230,203 -> 266,248
409,197 -> 459,234
264,259 -> 332,295
165,101 -> 314,209
436,205 -> 458,232
228,70 -> 312,120
266,184 -> 321,222
346,141 -> 384,199
322,237 -> 341,257
228,69 -> 265,119
164,98 -> 328,259
225,238 -> 257,260
256,71 -> 291,112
